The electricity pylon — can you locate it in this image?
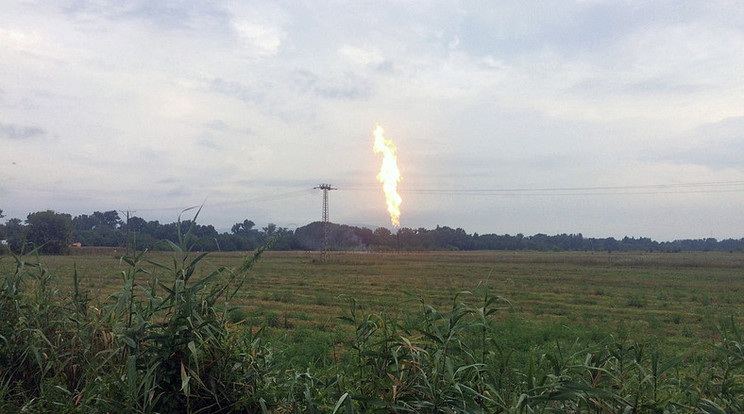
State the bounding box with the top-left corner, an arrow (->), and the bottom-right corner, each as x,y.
314,184 -> 337,260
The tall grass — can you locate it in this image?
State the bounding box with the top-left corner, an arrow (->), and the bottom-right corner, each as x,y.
0,213 -> 272,413
1,221 -> 743,412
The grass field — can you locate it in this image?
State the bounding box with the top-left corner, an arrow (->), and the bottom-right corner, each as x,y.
3,248 -> 744,412
9,249 -> 744,353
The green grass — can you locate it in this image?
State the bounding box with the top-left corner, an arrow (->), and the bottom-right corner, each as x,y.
2,249 -> 744,412
4,249 -> 744,378
9,250 -> 742,352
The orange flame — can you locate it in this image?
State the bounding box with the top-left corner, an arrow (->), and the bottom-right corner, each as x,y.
373,125 -> 402,227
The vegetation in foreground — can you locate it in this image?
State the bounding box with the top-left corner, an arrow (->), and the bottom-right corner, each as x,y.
2,237 -> 744,412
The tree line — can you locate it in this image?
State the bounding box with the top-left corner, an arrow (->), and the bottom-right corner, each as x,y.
0,209 -> 295,254
1,208 -> 743,254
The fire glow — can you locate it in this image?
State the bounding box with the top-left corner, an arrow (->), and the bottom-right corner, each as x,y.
373,125 -> 402,227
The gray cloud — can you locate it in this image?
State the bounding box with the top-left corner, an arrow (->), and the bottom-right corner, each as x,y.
202,120 -> 254,135
0,123 -> 46,140
659,117 -> 744,170
197,120 -> 254,151
196,133 -> 220,150
203,120 -> 230,131
292,70 -> 371,100
209,78 -> 267,105
61,1 -> 229,30
570,78 -> 703,97
234,178 -> 318,188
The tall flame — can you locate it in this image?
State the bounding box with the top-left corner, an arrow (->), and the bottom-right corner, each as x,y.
373,125 -> 402,227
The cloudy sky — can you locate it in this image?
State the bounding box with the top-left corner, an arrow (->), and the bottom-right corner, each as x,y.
2,1 -> 744,241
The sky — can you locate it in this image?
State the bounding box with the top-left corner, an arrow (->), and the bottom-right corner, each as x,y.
2,1 -> 744,241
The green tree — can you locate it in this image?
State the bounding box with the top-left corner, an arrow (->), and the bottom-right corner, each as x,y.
0,209 -> 6,253
373,227 -> 395,249
269,226 -> 298,250
231,219 -> 255,235
0,208 -> 5,240
4,218 -> 24,253
262,223 -> 277,237
397,227 -> 424,250
72,211 -> 125,247
229,219 -> 259,250
25,210 -> 73,254
92,210 -> 121,228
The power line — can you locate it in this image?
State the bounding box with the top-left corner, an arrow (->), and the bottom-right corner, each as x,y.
129,189 -> 313,212
341,180 -> 744,196
206,189 -> 313,207
73,179 -> 744,219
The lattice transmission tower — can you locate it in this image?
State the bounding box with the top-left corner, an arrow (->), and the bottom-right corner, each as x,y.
314,183 -> 337,260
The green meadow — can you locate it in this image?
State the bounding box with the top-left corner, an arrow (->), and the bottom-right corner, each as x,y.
26,250 -> 744,349
2,248 -> 744,412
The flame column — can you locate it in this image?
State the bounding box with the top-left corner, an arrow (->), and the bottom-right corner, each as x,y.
314,184 -> 337,260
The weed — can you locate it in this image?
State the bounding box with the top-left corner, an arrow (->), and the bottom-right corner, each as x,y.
313,291 -> 334,306
627,293 -> 647,308
228,308 -> 249,323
